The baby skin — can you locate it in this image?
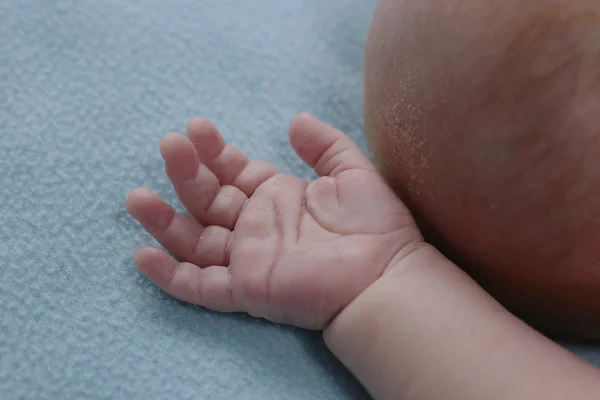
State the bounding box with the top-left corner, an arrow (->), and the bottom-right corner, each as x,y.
364,0 -> 600,340
127,114 -> 600,400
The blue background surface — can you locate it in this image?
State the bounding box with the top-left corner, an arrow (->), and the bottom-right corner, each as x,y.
1,1 -> 599,399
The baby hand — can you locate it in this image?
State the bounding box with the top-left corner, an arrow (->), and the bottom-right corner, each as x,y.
126,114 -> 422,329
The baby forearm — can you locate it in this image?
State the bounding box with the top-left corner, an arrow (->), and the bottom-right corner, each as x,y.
324,245 -> 600,400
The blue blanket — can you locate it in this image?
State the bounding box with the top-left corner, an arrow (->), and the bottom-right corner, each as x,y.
1,1 -> 598,399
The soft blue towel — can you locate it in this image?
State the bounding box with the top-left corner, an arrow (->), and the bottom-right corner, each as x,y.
1,1 -> 599,399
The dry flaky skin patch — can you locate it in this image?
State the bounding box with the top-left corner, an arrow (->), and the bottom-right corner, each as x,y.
379,68 -> 429,194
364,0 -> 600,340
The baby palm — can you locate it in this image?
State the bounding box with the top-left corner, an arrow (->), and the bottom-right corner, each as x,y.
127,114 -> 421,329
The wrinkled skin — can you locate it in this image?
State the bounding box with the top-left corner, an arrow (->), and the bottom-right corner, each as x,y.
364,0 -> 600,340
127,114 -> 422,330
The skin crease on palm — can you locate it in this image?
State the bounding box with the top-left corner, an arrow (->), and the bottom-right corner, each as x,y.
126,114 -> 424,330
364,0 -> 600,340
